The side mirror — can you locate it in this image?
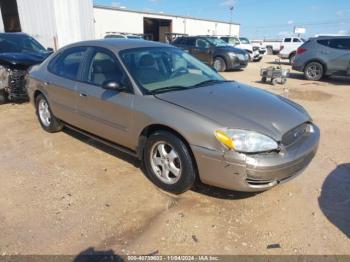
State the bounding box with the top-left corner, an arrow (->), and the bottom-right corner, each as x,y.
47,47 -> 54,52
102,80 -> 127,92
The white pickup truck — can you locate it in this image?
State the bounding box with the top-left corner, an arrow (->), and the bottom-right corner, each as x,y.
278,37 -> 305,64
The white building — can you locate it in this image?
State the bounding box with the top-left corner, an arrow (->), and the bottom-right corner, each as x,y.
0,0 -> 240,49
0,0 -> 95,49
94,5 -> 240,42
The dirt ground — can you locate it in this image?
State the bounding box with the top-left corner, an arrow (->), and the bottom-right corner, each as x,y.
0,55 -> 349,256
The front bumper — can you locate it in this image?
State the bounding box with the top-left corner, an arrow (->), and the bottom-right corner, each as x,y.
191,124 -> 320,192
228,56 -> 249,70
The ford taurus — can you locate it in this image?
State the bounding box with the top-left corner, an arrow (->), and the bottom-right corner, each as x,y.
27,39 -> 320,194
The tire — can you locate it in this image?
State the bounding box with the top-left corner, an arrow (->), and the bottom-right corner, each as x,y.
261,77 -> 267,83
213,57 -> 227,72
267,47 -> 273,55
35,94 -> 63,133
143,131 -> 197,194
254,56 -> 263,62
304,62 -> 324,81
271,78 -> 278,86
280,78 -> 287,85
289,53 -> 296,65
0,89 -> 7,105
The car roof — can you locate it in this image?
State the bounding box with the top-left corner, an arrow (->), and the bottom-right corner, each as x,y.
313,35 -> 350,39
62,39 -> 172,52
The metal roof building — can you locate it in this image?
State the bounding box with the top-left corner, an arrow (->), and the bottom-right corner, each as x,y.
0,0 -> 240,49
94,5 -> 240,42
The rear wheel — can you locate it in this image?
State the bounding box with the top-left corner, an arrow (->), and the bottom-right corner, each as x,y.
213,57 -> 227,72
304,62 -> 324,81
35,94 -> 63,133
143,131 -> 196,194
289,53 -> 296,65
0,89 -> 7,105
267,47 -> 273,55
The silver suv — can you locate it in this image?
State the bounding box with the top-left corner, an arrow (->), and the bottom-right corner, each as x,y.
292,36 -> 350,80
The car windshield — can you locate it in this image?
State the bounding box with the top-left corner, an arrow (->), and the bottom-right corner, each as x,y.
226,37 -> 240,45
239,37 -> 250,44
206,38 -> 228,47
120,47 -> 226,94
0,34 -> 46,53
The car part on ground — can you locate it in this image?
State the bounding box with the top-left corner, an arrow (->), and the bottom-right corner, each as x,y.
172,36 -> 249,72
260,59 -> 289,85
293,36 -> 350,81
0,33 -> 52,104
27,39 -> 319,194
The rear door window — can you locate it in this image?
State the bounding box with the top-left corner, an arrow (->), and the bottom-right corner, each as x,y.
49,47 -> 87,80
329,39 -> 350,50
317,39 -> 330,47
284,38 -> 292,43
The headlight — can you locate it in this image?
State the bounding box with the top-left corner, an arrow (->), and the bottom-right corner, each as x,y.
214,129 -> 278,153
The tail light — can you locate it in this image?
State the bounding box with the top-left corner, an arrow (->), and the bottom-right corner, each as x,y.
280,45 -> 284,51
297,47 -> 307,55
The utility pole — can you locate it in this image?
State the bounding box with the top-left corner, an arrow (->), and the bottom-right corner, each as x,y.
229,6 -> 234,36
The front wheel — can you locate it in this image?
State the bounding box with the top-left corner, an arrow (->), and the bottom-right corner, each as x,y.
35,94 -> 63,133
213,57 -> 227,72
143,131 -> 197,194
304,62 -> 324,81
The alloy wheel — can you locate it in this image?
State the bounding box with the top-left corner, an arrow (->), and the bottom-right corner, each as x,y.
150,141 -> 182,185
38,99 -> 51,127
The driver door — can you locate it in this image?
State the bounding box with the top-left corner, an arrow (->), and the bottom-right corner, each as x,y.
75,47 -> 134,148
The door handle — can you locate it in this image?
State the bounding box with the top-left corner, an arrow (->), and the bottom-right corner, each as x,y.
79,93 -> 87,97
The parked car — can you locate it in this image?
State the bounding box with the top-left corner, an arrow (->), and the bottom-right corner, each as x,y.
105,33 -> 143,40
27,39 -> 320,194
220,36 -> 263,62
0,33 -> 52,104
293,36 -> 350,81
278,37 -> 305,64
251,39 -> 268,55
172,36 -> 249,72
261,39 -> 282,55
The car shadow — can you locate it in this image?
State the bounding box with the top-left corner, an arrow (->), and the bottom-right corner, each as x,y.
318,163 -> 350,239
266,60 -> 291,66
63,127 -> 260,200
74,247 -> 123,262
63,127 -> 140,168
191,182 -> 259,200
288,72 -> 350,85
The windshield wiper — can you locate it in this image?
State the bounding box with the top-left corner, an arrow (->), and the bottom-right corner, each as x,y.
192,79 -> 232,87
150,85 -> 189,94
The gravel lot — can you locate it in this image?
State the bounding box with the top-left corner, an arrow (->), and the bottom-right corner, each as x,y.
0,55 -> 349,256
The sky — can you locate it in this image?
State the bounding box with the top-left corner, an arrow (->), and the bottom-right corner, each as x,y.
93,0 -> 350,39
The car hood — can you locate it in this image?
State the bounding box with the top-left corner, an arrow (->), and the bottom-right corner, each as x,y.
155,82 -> 311,141
0,52 -> 51,69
